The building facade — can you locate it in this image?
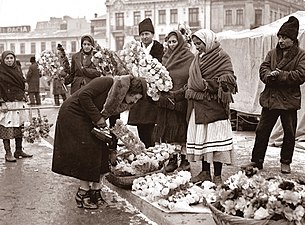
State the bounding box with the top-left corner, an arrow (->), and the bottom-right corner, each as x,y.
0,16 -> 91,65
211,0 -> 305,32
106,0 -> 305,50
105,0 -> 211,51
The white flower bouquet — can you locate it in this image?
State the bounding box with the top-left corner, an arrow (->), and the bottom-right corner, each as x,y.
208,169 -> 305,225
91,48 -> 129,76
37,50 -> 61,79
120,40 -> 173,101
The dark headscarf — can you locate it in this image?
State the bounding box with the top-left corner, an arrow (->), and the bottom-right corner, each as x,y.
81,35 -> 94,46
162,30 -> 194,71
0,51 -> 25,101
80,35 -> 94,55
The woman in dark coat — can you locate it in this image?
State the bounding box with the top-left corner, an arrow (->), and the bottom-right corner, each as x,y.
65,35 -> 100,94
52,75 -> 147,209
0,51 -> 32,162
51,44 -> 70,106
153,30 -> 194,172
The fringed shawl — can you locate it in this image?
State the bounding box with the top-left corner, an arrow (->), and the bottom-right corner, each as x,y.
185,42 -> 237,113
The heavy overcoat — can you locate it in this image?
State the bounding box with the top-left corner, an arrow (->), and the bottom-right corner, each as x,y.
153,31 -> 194,143
259,44 -> 305,110
127,40 -> 164,125
26,62 -> 40,93
68,51 -> 101,94
52,77 -> 114,182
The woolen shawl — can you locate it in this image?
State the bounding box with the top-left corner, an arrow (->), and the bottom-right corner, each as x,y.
162,30 -> 194,74
185,29 -> 237,112
0,51 -> 25,100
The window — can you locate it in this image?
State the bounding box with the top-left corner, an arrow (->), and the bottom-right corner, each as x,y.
10,43 -> 15,53
71,41 -> 76,52
134,11 -> 141,26
236,9 -> 243,25
225,10 -> 232,25
274,12 -> 277,21
158,10 -> 166,25
41,42 -> 46,51
115,13 -> 124,30
189,8 -> 199,27
31,43 -> 36,54
255,9 -> 262,26
115,36 -> 124,51
270,11 -> 273,22
170,9 -> 178,24
20,43 -> 25,54
159,34 -> 166,44
51,41 -> 56,52
145,11 -> 152,18
0,44 -> 4,54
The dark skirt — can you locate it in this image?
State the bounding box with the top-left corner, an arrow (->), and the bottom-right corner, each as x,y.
153,107 -> 187,144
0,125 -> 22,139
51,104 -> 110,182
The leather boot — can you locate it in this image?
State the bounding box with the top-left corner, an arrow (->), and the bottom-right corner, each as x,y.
3,139 -> 16,162
190,171 -> 212,184
177,154 -> 190,171
165,154 -> 178,173
14,138 -> 33,159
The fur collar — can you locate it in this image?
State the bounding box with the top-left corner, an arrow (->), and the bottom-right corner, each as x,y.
101,75 -> 132,119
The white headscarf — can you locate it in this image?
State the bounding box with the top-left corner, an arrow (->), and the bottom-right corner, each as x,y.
192,29 -> 218,53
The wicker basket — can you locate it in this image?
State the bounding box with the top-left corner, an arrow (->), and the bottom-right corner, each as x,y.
207,202 -> 290,225
106,169 -> 163,190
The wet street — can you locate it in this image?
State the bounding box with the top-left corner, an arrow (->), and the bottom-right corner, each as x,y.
0,107 -> 156,225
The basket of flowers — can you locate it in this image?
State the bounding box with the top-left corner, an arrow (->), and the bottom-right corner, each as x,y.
205,168 -> 305,225
106,143 -> 176,189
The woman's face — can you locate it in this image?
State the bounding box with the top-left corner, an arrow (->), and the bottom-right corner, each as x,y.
4,54 -> 15,67
192,36 -> 206,54
167,35 -> 178,51
82,40 -> 93,53
125,93 -> 143,104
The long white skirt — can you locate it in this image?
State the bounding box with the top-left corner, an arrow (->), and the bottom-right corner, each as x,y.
186,109 -> 233,164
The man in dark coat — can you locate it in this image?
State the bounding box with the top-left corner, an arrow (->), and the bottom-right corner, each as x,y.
26,56 -> 41,105
127,18 -> 164,148
244,16 -> 305,174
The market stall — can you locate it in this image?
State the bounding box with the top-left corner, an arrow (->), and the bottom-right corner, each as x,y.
217,11 -> 305,146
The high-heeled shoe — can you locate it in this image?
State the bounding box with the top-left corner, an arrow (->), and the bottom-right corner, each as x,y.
75,188 -> 98,209
90,189 -> 107,206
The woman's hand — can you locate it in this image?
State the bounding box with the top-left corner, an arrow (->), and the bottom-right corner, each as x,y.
96,116 -> 107,128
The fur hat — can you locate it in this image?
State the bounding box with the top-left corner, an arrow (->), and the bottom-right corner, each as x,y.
139,18 -> 154,35
277,16 -> 299,41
